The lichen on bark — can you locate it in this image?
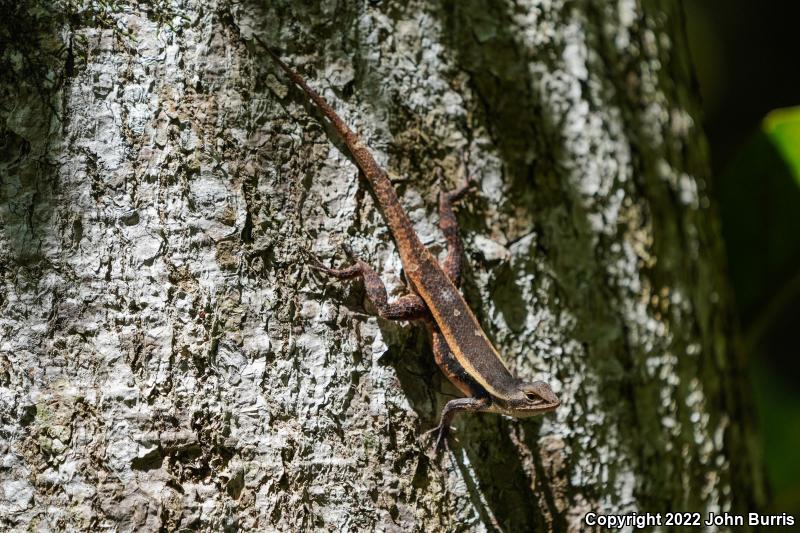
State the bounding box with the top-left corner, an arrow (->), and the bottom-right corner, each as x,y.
0,0 -> 762,531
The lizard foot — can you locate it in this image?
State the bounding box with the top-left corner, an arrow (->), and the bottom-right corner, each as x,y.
422,424 -> 454,456
452,150 -> 477,201
305,246 -> 364,280
447,178 -> 475,203
340,243 -> 359,262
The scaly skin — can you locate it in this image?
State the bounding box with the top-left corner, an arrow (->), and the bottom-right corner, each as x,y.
259,38 -> 559,451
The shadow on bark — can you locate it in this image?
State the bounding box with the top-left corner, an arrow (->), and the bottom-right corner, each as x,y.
389,330 -> 555,532
243,0 -> 761,525
430,0 -> 764,522
427,1 -> 628,529
0,2 -> 69,270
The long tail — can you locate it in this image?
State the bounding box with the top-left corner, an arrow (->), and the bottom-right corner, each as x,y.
254,37 -> 385,189
255,37 -> 422,252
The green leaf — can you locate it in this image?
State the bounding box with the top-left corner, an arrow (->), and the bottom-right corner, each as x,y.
717,107 -> 800,323
764,106 -> 800,186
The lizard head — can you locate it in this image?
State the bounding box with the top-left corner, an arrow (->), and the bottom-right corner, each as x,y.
499,380 -> 560,417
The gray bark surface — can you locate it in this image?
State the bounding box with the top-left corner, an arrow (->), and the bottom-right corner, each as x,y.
0,0 -> 763,531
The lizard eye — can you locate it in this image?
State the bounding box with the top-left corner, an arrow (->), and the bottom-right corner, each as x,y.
525,392 -> 539,401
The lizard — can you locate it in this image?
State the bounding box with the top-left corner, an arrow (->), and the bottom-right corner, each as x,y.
257,38 -> 560,451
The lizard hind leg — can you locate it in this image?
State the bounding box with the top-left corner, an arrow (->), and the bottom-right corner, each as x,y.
438,178 -> 474,288
310,250 -> 429,321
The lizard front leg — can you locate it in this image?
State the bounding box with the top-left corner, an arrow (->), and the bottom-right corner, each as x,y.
438,180 -> 473,288
311,252 -> 429,321
425,326 -> 491,452
426,397 -> 491,453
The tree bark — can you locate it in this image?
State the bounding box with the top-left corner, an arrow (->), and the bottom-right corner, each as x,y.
0,0 -> 763,531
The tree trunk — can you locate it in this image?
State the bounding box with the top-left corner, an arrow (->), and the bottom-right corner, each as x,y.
0,0 -> 764,531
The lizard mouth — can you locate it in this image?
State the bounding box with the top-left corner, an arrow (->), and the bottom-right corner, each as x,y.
531,400 -> 559,411
495,398 -> 560,418
524,395 -> 559,409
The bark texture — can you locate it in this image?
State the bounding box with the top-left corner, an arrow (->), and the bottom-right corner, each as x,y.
0,0 -> 763,531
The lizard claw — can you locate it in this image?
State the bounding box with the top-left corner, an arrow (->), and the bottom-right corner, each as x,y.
341,243 -> 357,261
304,250 -> 330,272
306,247 -> 362,280
444,179 -> 475,204
423,424 -> 454,456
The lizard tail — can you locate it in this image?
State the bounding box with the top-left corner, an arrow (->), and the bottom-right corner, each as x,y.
254,36 -> 387,189
254,36 -> 423,254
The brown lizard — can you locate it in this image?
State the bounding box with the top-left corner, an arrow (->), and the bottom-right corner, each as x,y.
258,39 -> 559,451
